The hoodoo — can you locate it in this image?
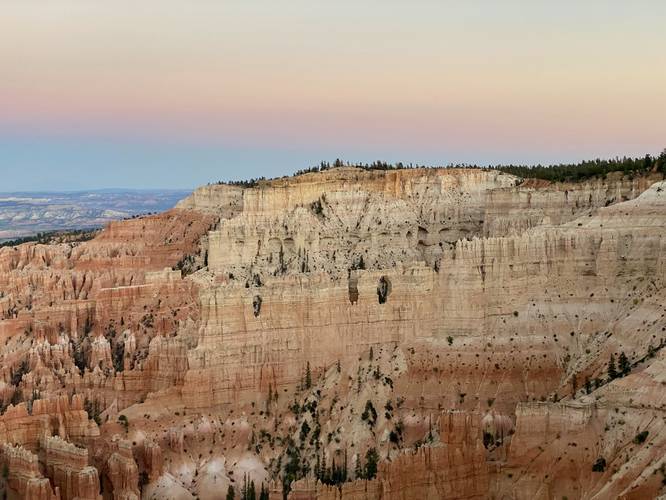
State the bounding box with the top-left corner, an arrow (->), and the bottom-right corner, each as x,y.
0,166 -> 665,499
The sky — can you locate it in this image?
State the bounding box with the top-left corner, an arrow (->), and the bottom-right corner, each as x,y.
1,0 -> 665,191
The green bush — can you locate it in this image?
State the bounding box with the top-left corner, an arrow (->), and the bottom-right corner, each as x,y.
592,457 -> 606,472
633,431 -> 649,444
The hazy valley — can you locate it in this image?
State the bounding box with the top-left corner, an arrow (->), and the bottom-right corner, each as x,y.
0,190 -> 190,243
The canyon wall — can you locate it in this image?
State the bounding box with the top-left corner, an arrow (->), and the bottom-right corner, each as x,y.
0,167 -> 664,499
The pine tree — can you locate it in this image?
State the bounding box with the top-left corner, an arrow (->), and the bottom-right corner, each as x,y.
364,448 -> 379,480
259,483 -> 269,500
226,485 -> 235,500
315,453 -> 321,481
644,154 -> 653,169
322,460 -> 331,484
266,383 -> 272,416
369,346 -> 374,361
618,351 -> 631,376
608,354 -> 618,380
584,376 -> 592,395
305,361 -> 312,389
240,474 -> 257,500
241,474 -> 248,499
355,453 -> 363,479
330,459 -> 338,485
656,149 -> 666,175
342,448 -> 348,483
427,415 -> 433,442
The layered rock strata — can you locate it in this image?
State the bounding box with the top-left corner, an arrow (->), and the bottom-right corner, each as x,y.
0,167 -> 664,499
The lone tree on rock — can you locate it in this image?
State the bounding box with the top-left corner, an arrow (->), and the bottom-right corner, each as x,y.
618,352 -> 631,376
607,354 -> 618,381
305,362 -> 312,389
355,453 -> 364,479
364,447 -> 379,479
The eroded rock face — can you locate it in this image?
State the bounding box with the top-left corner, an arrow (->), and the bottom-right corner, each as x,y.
0,167 -> 664,499
42,435 -> 101,500
107,440 -> 140,500
1,443 -> 59,500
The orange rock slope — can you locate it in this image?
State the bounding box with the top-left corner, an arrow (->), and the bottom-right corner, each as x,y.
0,167 -> 664,500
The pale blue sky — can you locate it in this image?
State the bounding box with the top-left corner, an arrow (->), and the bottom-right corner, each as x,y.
1,0 -> 665,190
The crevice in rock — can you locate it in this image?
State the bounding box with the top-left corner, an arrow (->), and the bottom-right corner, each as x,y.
348,276 -> 359,304
253,295 -> 262,317
377,276 -> 391,304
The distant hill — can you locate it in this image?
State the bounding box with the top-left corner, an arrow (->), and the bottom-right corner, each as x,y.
0,189 -> 190,242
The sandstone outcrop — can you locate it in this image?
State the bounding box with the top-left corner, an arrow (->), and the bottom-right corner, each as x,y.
42,435 -> 101,500
1,443 -> 59,500
106,440 -> 140,500
1,167 -> 664,499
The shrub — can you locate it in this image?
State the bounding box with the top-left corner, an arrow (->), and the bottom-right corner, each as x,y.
633,431 -> 649,444
618,351 -> 631,376
361,400 -> 377,427
118,414 -> 129,433
377,277 -> 391,304
608,354 -> 618,380
592,457 -> 606,472
252,295 -> 262,317
11,360 -> 29,386
299,421 -> 311,443
112,341 -> 125,372
364,447 -> 379,479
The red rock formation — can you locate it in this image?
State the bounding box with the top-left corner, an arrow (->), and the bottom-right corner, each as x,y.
140,440 -> 164,481
1,444 -> 59,500
42,435 -> 101,500
1,169 -> 664,499
106,440 -> 140,500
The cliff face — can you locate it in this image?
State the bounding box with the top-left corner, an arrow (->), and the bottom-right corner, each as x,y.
1,443 -> 59,500
0,167 -> 664,500
482,172 -> 662,237
205,168 -> 517,277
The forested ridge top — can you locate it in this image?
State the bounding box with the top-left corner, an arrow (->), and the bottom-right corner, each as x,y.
215,150 -> 666,188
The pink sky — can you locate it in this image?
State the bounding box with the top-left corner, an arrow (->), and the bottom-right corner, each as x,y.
1,1 -> 665,189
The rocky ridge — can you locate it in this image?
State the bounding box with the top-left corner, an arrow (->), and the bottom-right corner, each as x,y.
0,167 -> 664,499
